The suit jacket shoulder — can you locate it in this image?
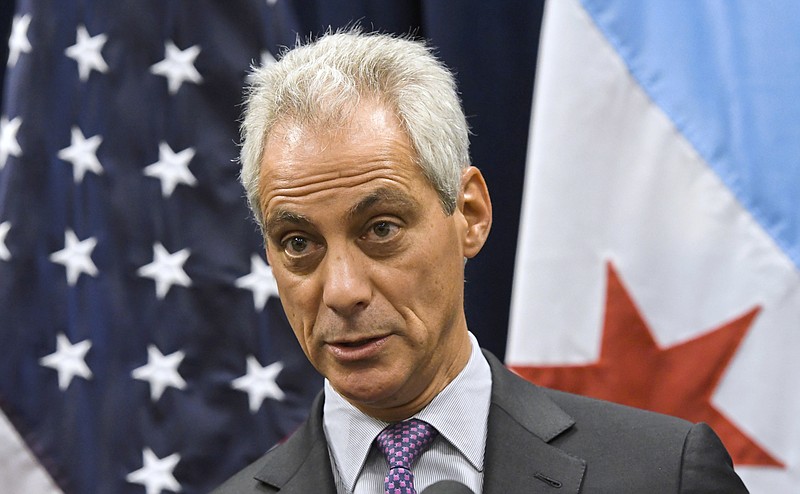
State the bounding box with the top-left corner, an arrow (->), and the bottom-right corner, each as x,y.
482,350 -> 748,493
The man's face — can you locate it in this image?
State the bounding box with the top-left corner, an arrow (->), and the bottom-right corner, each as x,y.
258,100 -> 485,419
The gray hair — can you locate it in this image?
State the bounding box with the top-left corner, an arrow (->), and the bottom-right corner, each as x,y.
239,29 -> 470,232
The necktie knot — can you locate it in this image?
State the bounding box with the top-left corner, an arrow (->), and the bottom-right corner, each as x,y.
375,419 -> 438,494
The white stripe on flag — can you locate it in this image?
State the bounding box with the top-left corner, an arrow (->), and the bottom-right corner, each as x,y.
0,410 -> 62,494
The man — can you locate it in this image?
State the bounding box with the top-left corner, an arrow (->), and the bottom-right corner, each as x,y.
214,30 -> 747,493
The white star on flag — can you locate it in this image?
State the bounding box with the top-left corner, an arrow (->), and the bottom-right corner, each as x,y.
132,345 -> 187,401
65,25 -> 109,81
231,356 -> 285,413
126,448 -> 181,494
137,243 -> 192,299
7,14 -> 32,68
235,254 -> 279,310
149,40 -> 203,95
143,142 -> 197,197
49,229 -> 99,286
0,221 -> 10,261
57,126 -> 104,183
39,333 -> 93,391
0,115 -> 22,169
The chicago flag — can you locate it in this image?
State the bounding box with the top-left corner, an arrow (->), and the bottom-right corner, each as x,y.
507,1 -> 800,492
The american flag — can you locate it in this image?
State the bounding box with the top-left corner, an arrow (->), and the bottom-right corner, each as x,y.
0,2 -> 321,493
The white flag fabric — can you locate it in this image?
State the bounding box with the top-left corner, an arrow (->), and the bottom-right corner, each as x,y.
0,411 -> 60,493
508,0 -> 800,491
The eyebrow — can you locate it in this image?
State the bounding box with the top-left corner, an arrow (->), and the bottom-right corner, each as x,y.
264,187 -> 417,239
264,210 -> 312,239
345,187 -> 416,221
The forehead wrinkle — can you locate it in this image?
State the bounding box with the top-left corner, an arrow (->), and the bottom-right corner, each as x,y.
258,166 -> 397,222
264,162 -> 402,195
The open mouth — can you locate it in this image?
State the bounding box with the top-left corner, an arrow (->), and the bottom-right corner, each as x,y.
338,336 -> 382,348
328,335 -> 390,361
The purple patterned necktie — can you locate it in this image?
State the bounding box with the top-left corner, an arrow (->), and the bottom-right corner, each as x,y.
375,419 -> 438,494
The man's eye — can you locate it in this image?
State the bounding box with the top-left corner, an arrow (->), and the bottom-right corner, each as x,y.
284,236 -> 310,256
365,221 -> 400,241
373,221 -> 393,237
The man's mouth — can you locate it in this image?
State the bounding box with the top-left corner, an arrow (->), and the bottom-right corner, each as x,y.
327,335 -> 391,361
337,336 -> 381,347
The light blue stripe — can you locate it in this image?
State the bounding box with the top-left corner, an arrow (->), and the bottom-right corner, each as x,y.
581,0 -> 800,269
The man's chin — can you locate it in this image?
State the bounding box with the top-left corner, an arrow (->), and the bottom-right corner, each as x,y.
329,372 -> 408,408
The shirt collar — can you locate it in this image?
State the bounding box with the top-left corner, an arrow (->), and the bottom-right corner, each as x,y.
415,332 -> 491,470
323,332 -> 492,490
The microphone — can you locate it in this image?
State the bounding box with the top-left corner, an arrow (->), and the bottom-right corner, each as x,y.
420,480 -> 475,494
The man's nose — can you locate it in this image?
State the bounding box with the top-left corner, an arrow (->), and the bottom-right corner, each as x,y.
321,248 -> 372,317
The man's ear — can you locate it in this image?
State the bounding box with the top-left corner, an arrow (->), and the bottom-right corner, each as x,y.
458,166 -> 492,258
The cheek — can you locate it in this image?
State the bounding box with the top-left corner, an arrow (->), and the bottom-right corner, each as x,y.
281,292 -> 321,367
390,227 -> 463,318
416,225 -> 463,288
272,272 -> 320,341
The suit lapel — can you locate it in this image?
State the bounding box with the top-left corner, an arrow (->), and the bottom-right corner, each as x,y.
253,393 -> 337,494
482,351 -> 586,493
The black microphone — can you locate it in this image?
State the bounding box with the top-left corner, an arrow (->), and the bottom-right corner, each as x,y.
420,480 -> 475,494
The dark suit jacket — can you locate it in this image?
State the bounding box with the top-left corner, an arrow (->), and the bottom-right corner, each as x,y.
212,351 -> 748,493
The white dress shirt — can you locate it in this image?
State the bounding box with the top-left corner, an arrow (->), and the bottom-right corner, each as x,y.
323,332 -> 493,494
